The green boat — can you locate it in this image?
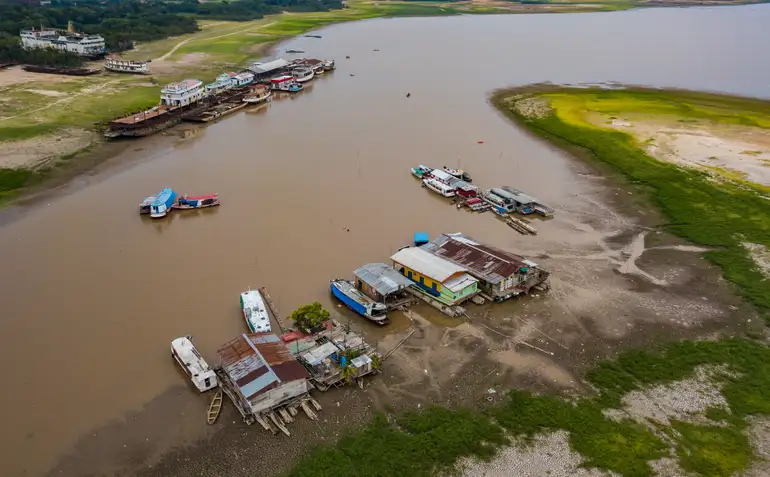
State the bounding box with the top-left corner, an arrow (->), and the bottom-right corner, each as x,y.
411,164 -> 433,179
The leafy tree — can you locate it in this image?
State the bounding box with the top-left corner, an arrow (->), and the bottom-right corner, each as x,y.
290,302 -> 330,333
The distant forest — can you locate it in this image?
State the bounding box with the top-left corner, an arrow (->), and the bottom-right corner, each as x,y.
0,0 -> 341,65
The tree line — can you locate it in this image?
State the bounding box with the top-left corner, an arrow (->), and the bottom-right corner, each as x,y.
0,0 -> 341,66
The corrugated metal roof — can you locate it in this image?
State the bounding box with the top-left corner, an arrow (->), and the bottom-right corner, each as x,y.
422,233 -> 533,285
300,342 -> 339,366
354,263 -> 413,296
491,188 -> 536,205
443,273 -> 478,292
218,333 -> 309,400
391,247 -> 467,282
250,58 -> 289,74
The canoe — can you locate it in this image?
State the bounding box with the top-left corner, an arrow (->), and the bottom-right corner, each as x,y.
207,389 -> 223,424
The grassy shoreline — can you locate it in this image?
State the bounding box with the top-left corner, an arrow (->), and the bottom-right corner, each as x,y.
490,85 -> 770,315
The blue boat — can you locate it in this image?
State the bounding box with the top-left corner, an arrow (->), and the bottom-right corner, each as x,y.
150,188 -> 177,218
330,279 -> 388,325
287,82 -> 303,93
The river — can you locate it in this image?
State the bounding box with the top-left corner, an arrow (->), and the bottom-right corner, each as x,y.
1,4 -> 769,476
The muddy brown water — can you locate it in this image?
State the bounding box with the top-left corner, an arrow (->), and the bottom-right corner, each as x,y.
2,5 -> 770,476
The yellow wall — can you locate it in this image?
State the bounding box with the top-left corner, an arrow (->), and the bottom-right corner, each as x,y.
400,265 -> 440,291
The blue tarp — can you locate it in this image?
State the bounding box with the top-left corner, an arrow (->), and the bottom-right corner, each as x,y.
414,232 -> 429,245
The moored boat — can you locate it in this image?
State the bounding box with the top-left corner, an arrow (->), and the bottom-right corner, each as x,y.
270,75 -> 303,92
411,164 -> 433,179
322,59 -> 335,71
104,57 -> 149,74
330,279 -> 388,325
139,194 -> 157,215
291,66 -> 314,83
423,177 -> 456,198
240,289 -> 271,333
243,84 -> 272,104
149,188 -> 177,218
442,166 -> 472,182
172,194 -> 220,210
171,336 -> 218,392
286,48 -> 305,54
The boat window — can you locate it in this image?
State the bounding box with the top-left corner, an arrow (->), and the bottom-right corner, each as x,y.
204,377 -> 210,387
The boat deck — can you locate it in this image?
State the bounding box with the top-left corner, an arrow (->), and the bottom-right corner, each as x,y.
111,105 -> 174,124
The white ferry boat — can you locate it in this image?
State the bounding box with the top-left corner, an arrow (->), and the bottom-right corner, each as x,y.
291,66 -> 314,83
170,336 -> 218,392
240,289 -> 272,333
104,57 -> 148,74
423,177 -> 456,198
160,79 -> 205,107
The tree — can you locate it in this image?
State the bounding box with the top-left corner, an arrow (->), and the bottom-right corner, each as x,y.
290,302 -> 330,333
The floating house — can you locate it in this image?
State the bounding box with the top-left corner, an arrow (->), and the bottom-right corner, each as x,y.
216,332 -> 312,426
231,71 -> 254,87
421,233 -> 550,301
490,188 -> 536,214
249,58 -> 290,80
390,247 -> 478,306
284,323 -> 380,391
353,262 -> 415,307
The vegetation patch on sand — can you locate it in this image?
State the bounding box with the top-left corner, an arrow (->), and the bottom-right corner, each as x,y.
492,86 -> 770,315
288,338 -> 770,477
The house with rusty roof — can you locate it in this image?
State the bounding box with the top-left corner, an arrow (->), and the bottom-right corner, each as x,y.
216,332 -> 312,427
421,233 -> 549,301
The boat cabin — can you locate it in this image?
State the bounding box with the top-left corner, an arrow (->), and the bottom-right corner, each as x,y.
492,187 -> 536,214
171,336 -> 218,392
429,168 -> 462,187
455,181 -> 478,199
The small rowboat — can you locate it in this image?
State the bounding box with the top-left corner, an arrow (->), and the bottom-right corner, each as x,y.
172,194 -> 220,210
207,390 -> 223,425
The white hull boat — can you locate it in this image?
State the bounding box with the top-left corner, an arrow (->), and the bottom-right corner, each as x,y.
171,336 -> 218,392
240,289 -> 271,333
423,177 -> 456,198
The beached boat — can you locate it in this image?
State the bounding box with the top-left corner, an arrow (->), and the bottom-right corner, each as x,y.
423,177 -> 456,198
286,48 -> 305,54
240,289 -> 271,333
330,279 -> 388,325
442,166 -> 472,182
172,194 -> 220,210
243,84 -> 272,104
148,188 -> 177,218
171,336 -> 218,392
411,164 -> 433,179
207,390 -> 223,424
104,57 -> 149,74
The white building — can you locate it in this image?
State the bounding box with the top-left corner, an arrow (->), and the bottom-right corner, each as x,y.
20,28 -> 106,58
160,79 -> 205,107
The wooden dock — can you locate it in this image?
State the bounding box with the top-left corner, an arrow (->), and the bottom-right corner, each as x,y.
259,286 -> 286,334
406,288 -> 465,317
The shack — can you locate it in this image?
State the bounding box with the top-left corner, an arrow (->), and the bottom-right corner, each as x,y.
421,233 -> 550,301
390,247 -> 478,309
282,322 -> 381,391
353,262 -> 415,309
216,332 -> 317,433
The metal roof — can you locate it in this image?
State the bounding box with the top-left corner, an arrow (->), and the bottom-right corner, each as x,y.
250,58 -> 289,74
443,273 -> 478,292
422,233 -> 534,285
218,333 -> 309,401
354,263 -> 414,296
390,247 -> 467,282
491,188 -> 536,205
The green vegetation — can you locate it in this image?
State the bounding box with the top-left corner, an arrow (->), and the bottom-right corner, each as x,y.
493,87 -> 770,314
291,302 -> 331,333
289,338 -> 770,477
0,167 -> 34,201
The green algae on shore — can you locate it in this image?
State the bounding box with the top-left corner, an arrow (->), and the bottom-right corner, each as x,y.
492,86 -> 770,316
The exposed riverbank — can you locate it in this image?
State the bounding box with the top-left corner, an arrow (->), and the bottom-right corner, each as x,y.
0,0 -> 765,205
492,85 -> 770,315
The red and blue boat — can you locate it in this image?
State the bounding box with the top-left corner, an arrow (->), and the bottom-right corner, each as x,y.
172,193 -> 220,210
